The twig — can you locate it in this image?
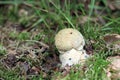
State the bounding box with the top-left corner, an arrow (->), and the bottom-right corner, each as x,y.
25,40 -> 49,49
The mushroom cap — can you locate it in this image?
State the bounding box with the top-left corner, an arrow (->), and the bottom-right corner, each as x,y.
55,28 -> 85,54
59,49 -> 89,67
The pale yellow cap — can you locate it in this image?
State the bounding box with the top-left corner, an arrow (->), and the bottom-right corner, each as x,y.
55,28 -> 85,53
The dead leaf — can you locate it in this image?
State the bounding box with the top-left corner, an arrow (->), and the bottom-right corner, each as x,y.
106,56 -> 120,80
103,34 -> 120,43
103,34 -> 120,53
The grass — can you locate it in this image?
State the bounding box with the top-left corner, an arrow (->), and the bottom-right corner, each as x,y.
0,0 -> 120,80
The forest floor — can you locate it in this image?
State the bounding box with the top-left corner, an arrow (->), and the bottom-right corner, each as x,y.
0,0 -> 120,80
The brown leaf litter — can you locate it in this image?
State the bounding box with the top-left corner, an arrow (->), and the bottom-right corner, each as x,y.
103,34 -> 120,54
0,22 -> 62,79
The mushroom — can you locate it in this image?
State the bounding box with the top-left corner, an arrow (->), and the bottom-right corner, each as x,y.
55,28 -> 85,54
59,49 -> 89,68
106,56 -> 120,80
